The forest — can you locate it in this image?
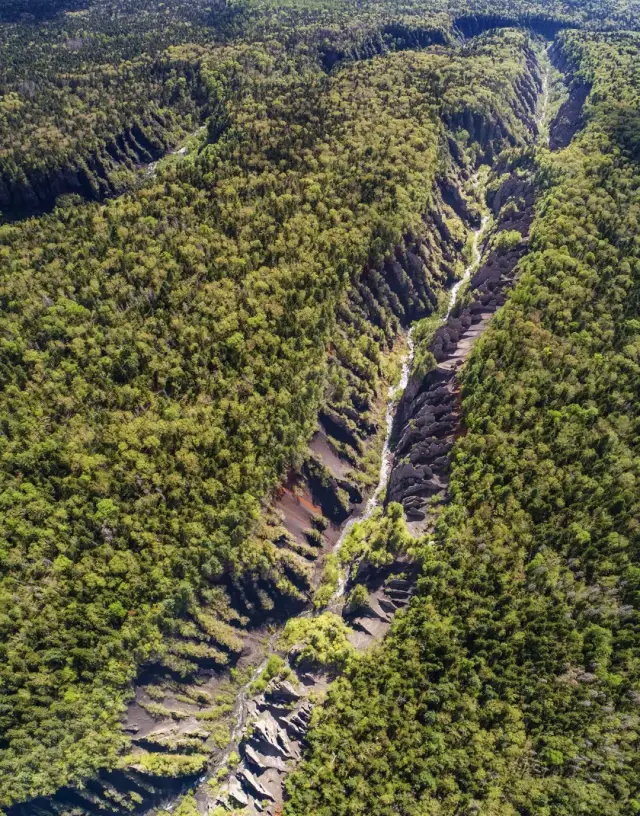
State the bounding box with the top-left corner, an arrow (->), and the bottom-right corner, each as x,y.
0,0 -> 638,815
285,26 -> 640,816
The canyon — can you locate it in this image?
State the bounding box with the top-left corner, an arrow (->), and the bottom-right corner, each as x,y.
2,29 -> 595,816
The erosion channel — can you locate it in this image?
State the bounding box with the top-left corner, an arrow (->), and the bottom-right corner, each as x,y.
159,59 -> 553,815
5,35 -> 579,816
171,208 -> 487,816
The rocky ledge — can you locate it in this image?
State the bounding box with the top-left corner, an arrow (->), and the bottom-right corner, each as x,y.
211,560 -> 418,815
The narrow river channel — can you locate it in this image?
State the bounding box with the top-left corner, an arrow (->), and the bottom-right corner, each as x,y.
161,196 -> 491,815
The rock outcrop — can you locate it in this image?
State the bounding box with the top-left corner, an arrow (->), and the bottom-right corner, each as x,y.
548,42 -> 592,151
212,561 -> 417,815
388,154 -> 537,529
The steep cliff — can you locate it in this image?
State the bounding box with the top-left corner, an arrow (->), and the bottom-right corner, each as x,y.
388,149 -> 538,527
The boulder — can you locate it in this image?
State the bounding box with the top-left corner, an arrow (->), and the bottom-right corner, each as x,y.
245,744 -> 287,772
238,768 -> 275,802
251,716 -> 293,758
267,680 -> 301,703
228,777 -> 249,808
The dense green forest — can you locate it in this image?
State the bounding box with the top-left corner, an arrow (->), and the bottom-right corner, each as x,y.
1,0 -> 640,214
0,15 -> 538,811
0,0 -> 639,814
285,28 -> 640,816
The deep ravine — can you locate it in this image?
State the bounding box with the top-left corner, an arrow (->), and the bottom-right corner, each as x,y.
5,41 -> 553,816
2,6 -> 624,810
175,200 -> 496,816
144,51 -> 557,816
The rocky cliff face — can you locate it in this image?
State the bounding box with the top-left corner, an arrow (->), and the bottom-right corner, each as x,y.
270,169 -> 472,591
0,54 -> 215,221
209,566 -> 418,815
0,115 -> 189,219
387,151 -> 538,529
2,153 -> 477,816
444,43 -> 542,165
2,174 -> 472,816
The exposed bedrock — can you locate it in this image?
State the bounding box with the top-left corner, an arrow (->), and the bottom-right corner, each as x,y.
274,166 -> 474,551
319,12 -> 572,74
548,42 -> 592,151
212,561 -> 419,816
387,155 -> 537,527
191,48 -> 547,816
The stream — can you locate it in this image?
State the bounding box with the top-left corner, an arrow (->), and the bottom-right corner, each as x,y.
160,201 -> 491,816
536,46 -> 551,144
159,55 -> 550,816
332,200 -> 488,599
330,328 -> 415,600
